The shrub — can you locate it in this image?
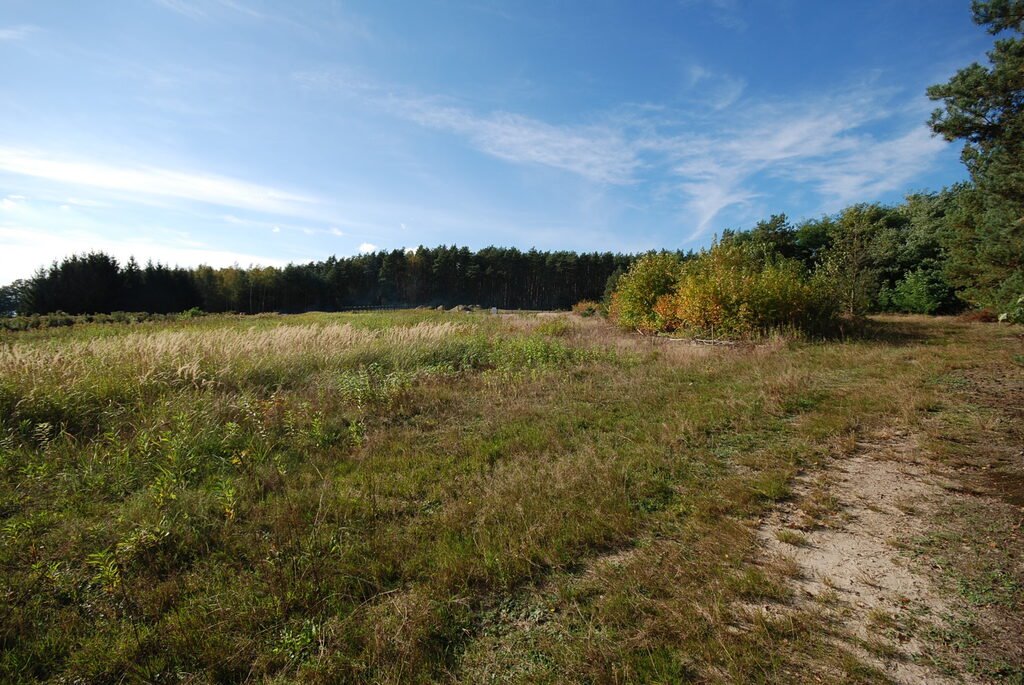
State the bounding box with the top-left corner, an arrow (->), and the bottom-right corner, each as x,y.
999,295 -> 1024,325
624,244 -> 838,339
535,317 -> 573,337
878,268 -> 953,315
0,311 -> 172,332
571,300 -> 601,317
607,253 -> 682,333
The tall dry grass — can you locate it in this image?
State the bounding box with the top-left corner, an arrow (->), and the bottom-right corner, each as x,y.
1,321 -> 467,384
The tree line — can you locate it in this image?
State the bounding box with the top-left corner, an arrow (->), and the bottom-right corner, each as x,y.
0,185 -> 987,321
0,247 -> 635,315
0,182 -> 1012,321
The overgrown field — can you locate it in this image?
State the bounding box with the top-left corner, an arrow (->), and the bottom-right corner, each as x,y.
1,311 -> 1020,683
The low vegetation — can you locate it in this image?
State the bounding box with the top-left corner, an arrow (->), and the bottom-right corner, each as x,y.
1,310 -> 1020,683
609,244 -> 838,338
0,310 -> 197,333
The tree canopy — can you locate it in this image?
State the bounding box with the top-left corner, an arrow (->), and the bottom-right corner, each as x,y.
927,0 -> 1024,312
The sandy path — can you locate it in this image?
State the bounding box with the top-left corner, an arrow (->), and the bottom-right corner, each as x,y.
758,429 -> 982,685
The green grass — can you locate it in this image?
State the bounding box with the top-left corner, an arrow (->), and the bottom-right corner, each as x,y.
0,312 -> 1019,683
775,529 -> 810,547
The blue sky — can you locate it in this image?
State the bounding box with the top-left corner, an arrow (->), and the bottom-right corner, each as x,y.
0,0 -> 990,282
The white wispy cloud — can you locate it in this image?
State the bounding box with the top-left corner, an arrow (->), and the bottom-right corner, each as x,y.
152,0 -> 265,21
0,147 -> 319,217
685,65 -> 746,110
296,70 -> 946,240
294,70 -> 641,185
653,90 -> 947,235
0,25 -> 37,41
152,0 -> 208,20
64,197 -> 112,208
357,242 -> 379,254
152,0 -> 372,40
395,99 -> 640,184
680,0 -> 747,31
1,195 -> 26,211
785,126 -> 946,208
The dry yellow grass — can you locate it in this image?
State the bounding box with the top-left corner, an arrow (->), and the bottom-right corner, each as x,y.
0,321 -> 469,391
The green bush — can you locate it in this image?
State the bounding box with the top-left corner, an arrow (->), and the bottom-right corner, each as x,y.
878,268 -> 953,314
607,252 -> 682,333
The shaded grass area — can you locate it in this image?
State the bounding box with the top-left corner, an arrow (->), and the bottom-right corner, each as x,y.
0,312 -> 1019,683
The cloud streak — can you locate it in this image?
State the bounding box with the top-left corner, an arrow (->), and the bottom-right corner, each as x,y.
297,69 -> 948,238
396,99 -> 641,184
0,147 -> 319,217
295,70 -> 642,185
644,89 -> 948,235
686,65 -> 747,110
151,0 -> 373,41
680,0 -> 747,31
0,25 -> 37,41
152,0 -> 264,21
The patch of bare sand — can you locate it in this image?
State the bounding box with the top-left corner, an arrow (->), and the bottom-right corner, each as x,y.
758,429 -> 981,685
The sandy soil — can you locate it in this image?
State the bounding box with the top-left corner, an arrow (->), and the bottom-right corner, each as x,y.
758,428 -> 983,685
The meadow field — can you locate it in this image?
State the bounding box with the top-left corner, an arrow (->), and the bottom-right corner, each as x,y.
1,311 -> 1021,683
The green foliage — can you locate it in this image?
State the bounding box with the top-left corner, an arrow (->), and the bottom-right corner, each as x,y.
0,279 -> 29,316
999,294 -> 1024,323
0,182 -> 996,322
817,204 -> 900,316
927,0 -> 1024,314
651,243 -> 838,338
942,185 -> 1024,313
607,252 -> 682,333
879,268 -> 953,314
602,266 -> 625,305
721,214 -> 799,261
682,195 -> 965,324
793,216 -> 836,268
971,0 -> 1024,32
